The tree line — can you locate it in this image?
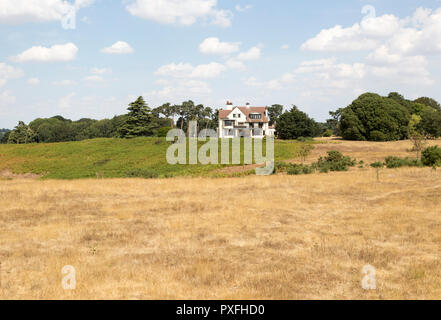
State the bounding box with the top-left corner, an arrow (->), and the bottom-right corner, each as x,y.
2,92 -> 440,144
1,97 -> 218,144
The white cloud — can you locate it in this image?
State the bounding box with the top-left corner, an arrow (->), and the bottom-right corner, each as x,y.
237,46 -> 261,61
0,0 -> 94,24
13,43 -> 78,62
0,62 -> 24,86
244,72 -> 296,91
0,90 -> 16,105
281,44 -> 290,50
52,80 -> 77,86
126,0 -> 233,27
155,62 -> 226,79
101,41 -> 134,54
90,67 -> 112,75
83,75 -> 104,82
27,77 -> 40,85
226,58 -> 245,70
59,92 -> 76,110
199,37 -> 240,55
235,4 -> 252,12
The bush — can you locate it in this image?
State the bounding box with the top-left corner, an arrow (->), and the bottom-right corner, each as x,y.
316,150 -> 356,172
370,161 -> 384,168
286,164 -> 314,175
384,156 -> 422,168
323,129 -> 333,137
125,168 -> 159,179
421,146 -> 441,167
157,126 -> 172,137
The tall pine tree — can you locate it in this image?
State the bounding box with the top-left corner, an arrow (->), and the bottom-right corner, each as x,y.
117,97 -> 158,138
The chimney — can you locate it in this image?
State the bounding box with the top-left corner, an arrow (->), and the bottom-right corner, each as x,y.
226,100 -> 233,110
246,102 -> 250,109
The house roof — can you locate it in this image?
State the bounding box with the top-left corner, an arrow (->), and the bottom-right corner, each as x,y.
219,106 -> 269,123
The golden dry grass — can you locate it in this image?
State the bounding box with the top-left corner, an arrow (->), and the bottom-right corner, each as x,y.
1,140 -> 441,300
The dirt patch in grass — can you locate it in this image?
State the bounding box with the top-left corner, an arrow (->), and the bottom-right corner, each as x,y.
0,169 -> 42,180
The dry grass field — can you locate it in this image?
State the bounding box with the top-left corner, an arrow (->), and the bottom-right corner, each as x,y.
1,139 -> 441,300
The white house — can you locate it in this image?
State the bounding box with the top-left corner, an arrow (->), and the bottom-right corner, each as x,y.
218,102 -> 275,138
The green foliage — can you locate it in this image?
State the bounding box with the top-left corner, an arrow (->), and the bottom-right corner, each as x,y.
418,108 -> 441,138
117,96 -> 158,138
340,93 -> 411,141
275,150 -> 356,175
7,121 -> 37,144
414,97 -> 441,112
323,129 -> 333,137
267,104 -> 284,126
157,127 -> 172,137
370,161 -> 384,169
315,150 -> 356,172
276,106 -> 320,140
421,146 -> 441,167
286,164 -> 314,175
0,129 -> 10,144
297,142 -> 315,162
384,156 -> 422,168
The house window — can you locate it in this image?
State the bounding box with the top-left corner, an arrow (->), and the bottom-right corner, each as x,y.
224,120 -> 234,127
249,114 -> 262,120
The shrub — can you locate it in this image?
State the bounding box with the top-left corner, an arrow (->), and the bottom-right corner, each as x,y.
286,164 -> 314,175
370,161 -> 384,168
421,146 -> 441,167
157,126 -> 172,137
323,129 -> 333,137
384,156 -> 422,168
316,150 -> 356,172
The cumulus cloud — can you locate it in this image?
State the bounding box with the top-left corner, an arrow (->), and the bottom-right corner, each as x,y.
0,0 -> 94,24
13,43 -> 78,62
155,62 -> 226,79
0,62 -> 24,86
199,37 -> 240,55
237,46 -> 261,61
27,78 -> 40,85
52,80 -> 77,86
101,41 -> 134,54
126,0 -> 233,27
90,67 -> 112,74
235,4 -> 252,12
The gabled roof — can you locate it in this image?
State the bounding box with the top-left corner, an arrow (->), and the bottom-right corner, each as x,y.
219,106 -> 269,123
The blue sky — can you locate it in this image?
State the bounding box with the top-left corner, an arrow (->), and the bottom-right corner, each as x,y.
1,0 -> 441,128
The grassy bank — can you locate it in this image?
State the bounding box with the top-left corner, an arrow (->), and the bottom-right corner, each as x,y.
0,138 -> 302,179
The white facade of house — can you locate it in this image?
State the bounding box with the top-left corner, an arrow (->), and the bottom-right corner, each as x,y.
218,104 -> 275,138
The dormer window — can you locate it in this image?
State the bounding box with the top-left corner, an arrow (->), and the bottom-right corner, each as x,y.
249,113 -> 262,120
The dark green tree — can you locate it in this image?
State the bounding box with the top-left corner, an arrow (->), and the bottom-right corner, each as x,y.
339,93 -> 411,141
414,97 -> 441,112
7,121 -> 37,144
117,96 -> 158,138
267,104 -> 284,126
276,106 -> 320,140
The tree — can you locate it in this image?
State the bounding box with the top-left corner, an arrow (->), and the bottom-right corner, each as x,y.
414,97 -> 441,112
298,143 -> 315,163
0,130 -> 10,144
117,96 -> 158,138
339,93 -> 411,141
409,132 -> 427,160
267,104 -> 284,126
418,108 -> 441,138
7,121 -> 37,144
153,103 -> 176,128
276,106 -> 320,140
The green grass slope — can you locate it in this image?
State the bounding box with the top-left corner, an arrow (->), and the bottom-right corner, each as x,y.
0,137 -> 303,179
